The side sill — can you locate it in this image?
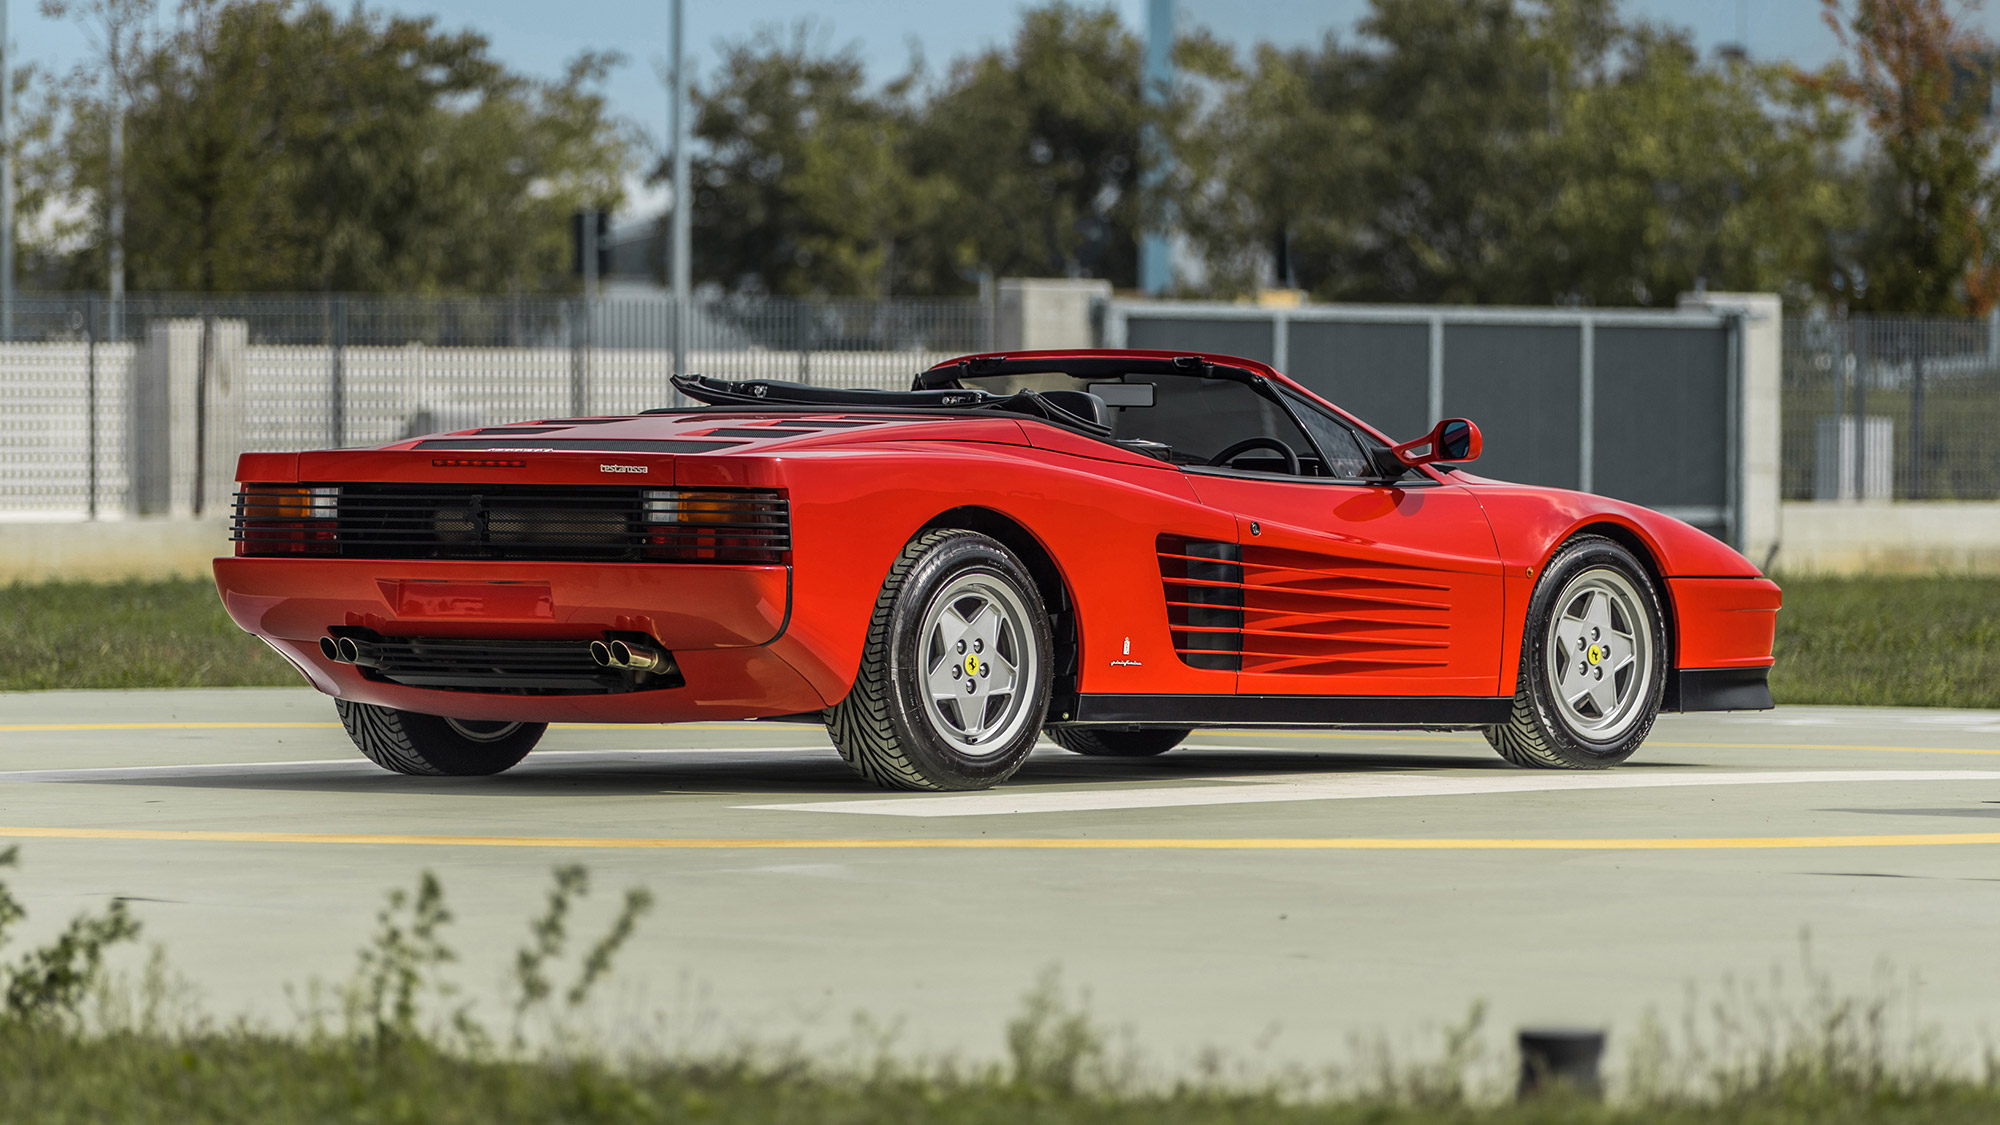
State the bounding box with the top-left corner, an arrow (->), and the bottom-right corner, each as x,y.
1664,666 -> 1774,713
1064,694 -> 1514,729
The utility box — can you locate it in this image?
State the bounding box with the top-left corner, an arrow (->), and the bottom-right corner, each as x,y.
1814,415 -> 1893,501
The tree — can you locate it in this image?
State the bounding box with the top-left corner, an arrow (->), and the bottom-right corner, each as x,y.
1172,0 -> 1860,307
1536,31 -> 1861,307
907,4 -> 1152,289
41,0 -> 632,293
682,23 -> 939,296
40,0 -> 156,298
1166,34 -> 1370,295
681,4 -> 1159,297
1811,0 -> 1998,313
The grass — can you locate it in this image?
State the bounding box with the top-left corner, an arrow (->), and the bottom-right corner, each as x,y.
1768,574 -> 2000,709
0,852 -> 1996,1125
0,578 -> 297,691
4,1031 -> 1999,1125
3,574 -> 1997,709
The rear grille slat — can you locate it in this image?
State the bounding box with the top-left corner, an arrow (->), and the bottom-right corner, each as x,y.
233,484 -> 789,564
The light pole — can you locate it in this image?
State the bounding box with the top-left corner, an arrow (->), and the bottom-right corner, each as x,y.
107,37 -> 123,337
1,0 -> 14,339
669,0 -> 690,384
1137,0 -> 1173,296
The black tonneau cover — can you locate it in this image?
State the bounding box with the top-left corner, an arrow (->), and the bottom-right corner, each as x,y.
666,373 -> 1113,436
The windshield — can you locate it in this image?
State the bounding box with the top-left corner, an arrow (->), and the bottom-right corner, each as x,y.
957,370 -> 1373,477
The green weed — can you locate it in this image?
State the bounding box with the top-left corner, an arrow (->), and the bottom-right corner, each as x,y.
0,852 -> 1994,1122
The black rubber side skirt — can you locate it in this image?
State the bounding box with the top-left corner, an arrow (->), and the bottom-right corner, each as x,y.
1664,667 -> 1774,712
1062,694 -> 1514,729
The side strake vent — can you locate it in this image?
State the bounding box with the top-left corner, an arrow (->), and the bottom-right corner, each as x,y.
1157,536 -> 1453,675
233,484 -> 789,564
1157,536 -> 1244,672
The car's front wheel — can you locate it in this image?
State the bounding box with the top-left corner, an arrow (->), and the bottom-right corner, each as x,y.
336,700 -> 543,776
826,529 -> 1054,791
1485,536 -> 1667,769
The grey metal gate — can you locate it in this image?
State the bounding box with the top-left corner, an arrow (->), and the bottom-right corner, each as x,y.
1106,302 -> 1744,545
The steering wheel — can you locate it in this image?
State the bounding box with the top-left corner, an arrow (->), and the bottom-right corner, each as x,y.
1206,436 -> 1301,475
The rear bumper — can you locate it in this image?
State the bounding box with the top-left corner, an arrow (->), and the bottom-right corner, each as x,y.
1664,666 -> 1774,712
215,556 -> 825,722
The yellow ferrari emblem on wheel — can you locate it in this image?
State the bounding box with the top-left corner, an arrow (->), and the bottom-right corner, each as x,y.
1587,645 -> 1602,666
965,654 -> 981,676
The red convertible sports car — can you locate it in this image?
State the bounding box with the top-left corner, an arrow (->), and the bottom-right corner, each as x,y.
215,349 -> 1780,790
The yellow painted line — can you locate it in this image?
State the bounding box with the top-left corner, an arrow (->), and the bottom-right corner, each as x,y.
0,826 -> 1997,851
0,721 -> 793,734
1653,741 -> 2000,757
1202,730 -> 2000,757
0,722 -> 342,732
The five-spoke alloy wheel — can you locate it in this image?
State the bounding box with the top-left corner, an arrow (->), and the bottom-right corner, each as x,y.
1485,535 -> 1667,769
827,529 -> 1054,790
918,571 -> 1041,757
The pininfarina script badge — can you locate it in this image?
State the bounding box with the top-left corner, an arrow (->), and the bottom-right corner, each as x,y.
599,464 -> 650,474
1110,636 -> 1142,667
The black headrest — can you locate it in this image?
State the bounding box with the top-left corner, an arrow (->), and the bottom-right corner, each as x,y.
1037,390 -> 1111,429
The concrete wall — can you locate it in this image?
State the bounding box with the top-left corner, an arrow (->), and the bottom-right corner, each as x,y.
1,518 -> 230,583
1773,502 -> 2000,574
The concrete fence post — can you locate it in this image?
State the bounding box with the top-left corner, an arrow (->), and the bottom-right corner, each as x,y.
1679,292 -> 1781,568
996,278 -> 1113,350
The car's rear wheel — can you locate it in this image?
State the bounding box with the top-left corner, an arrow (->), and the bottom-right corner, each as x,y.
335,700 -> 543,776
1485,536 -> 1667,769
826,529 -> 1054,791
1047,727 -> 1189,757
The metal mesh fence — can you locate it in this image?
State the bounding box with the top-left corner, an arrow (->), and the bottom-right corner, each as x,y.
1783,313 -> 2000,502
0,293 -> 988,517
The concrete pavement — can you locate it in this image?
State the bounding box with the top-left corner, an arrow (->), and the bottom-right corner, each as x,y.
1,687 -> 1996,1072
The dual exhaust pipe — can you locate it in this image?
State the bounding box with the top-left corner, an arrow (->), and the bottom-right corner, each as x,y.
319,634 -> 669,674
319,634 -> 382,668
589,638 -> 667,672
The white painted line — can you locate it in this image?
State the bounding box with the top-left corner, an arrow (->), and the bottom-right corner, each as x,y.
740,770 -> 2000,818
0,747 -> 818,784
0,759 -> 370,783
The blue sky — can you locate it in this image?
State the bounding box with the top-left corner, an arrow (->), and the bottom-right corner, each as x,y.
16,0 -> 2000,168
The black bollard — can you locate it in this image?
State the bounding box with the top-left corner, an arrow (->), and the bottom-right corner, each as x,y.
1517,1027 -> 1605,1099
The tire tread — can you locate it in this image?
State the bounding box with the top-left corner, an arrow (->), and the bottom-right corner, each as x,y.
335,699 -> 541,777
1486,535 -> 1665,771
825,528 -> 965,792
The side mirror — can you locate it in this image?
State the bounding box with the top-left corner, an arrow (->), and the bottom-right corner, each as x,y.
1392,418 -> 1482,467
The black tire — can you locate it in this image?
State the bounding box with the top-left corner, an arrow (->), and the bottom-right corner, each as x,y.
335,700 -> 544,777
1485,535 -> 1668,770
1047,727 -> 1189,757
825,529 -> 1055,791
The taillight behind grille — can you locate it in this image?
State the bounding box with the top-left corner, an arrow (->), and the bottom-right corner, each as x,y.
231,484 -> 789,564
234,486 -> 339,555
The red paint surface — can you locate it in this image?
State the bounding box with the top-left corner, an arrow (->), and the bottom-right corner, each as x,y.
213,348 -> 1780,725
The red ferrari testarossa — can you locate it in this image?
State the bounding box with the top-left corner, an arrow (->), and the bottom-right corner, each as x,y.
214,350 -> 1780,790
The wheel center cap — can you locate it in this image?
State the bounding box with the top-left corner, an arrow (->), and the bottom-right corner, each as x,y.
964,654 -> 981,677
1587,644 -> 1603,666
